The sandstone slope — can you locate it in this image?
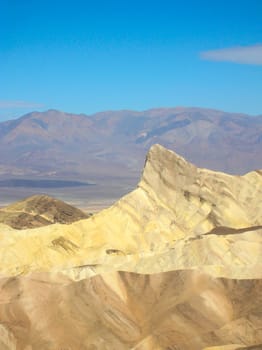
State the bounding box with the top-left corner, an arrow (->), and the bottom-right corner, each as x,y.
0,270 -> 262,350
0,144 -> 261,349
0,144 -> 261,277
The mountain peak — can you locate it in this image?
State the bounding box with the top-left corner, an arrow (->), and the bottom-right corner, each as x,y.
0,144 -> 262,349
0,106 -> 261,182
145,143 -> 189,167
140,143 -> 197,193
139,144 -> 262,234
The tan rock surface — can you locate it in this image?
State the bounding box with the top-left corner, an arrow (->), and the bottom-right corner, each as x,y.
0,144 -> 262,349
0,144 -> 261,277
0,271 -> 262,349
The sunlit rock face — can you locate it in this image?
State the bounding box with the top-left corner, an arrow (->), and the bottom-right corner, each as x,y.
0,144 -> 261,349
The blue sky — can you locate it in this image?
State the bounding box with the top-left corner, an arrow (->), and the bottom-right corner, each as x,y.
0,0 -> 261,120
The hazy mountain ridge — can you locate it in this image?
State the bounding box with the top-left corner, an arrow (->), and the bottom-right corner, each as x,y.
0,107 -> 261,183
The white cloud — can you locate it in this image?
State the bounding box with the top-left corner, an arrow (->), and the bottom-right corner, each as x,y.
200,44 -> 262,65
0,100 -> 44,109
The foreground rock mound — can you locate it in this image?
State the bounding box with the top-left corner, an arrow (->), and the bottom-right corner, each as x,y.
0,270 -> 262,350
0,144 -> 261,349
0,194 -> 89,229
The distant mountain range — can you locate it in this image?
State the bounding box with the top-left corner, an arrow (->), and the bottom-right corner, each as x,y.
0,107 -> 261,185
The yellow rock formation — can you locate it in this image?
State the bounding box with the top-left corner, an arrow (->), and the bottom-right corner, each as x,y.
0,144 -> 261,278
0,144 -> 261,349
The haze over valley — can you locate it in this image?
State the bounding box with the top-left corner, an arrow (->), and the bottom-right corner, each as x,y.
0,106 -> 261,208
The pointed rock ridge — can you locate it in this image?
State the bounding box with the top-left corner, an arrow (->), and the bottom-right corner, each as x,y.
0,194 -> 89,229
140,143 -> 197,196
0,145 -> 262,349
0,144 -> 261,278
139,143 -> 262,235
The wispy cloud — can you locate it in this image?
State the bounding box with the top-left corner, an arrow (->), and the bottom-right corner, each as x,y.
200,44 -> 262,65
0,100 -> 44,109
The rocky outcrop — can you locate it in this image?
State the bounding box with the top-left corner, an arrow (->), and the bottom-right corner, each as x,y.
0,144 -> 261,349
1,144 -> 261,276
0,194 -> 89,229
